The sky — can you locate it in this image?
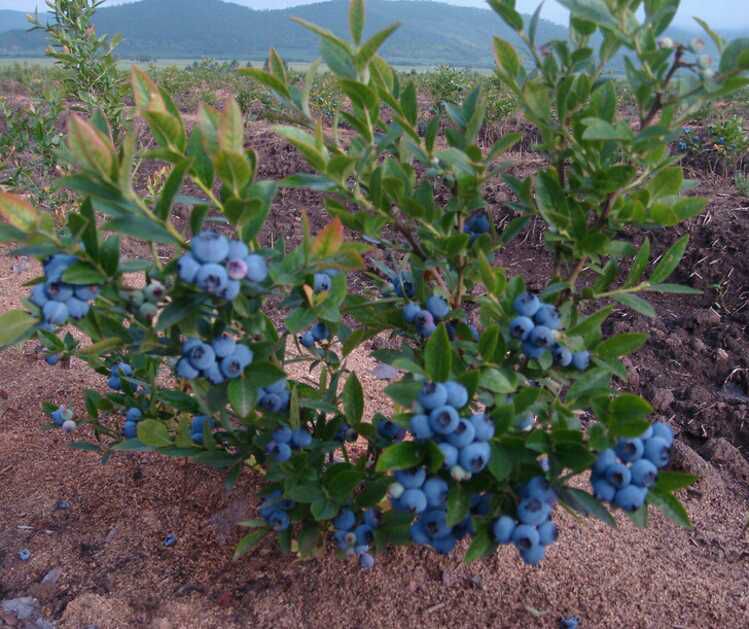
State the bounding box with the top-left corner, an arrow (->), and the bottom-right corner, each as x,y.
1,0 -> 746,30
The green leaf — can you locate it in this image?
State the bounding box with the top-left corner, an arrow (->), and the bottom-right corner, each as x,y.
243,362 -> 287,388
311,498 -> 339,521
582,118 -> 633,141
137,420 -> 172,448
487,0 -> 524,31
446,483 -> 470,527
610,394 -> 652,437
556,0 -> 618,30
233,529 -> 269,560
647,491 -> 692,528
650,234 -> 688,284
62,262 -> 106,285
694,17 -> 723,53
375,442 -> 423,472
596,333 -> 647,360
614,293 -> 656,318
0,310 -> 36,347
228,378 -> 256,417
720,37 -> 749,73
323,463 -> 364,500
343,373 -> 364,424
479,368 -> 516,394
298,524 -> 320,557
349,0 -> 365,44
645,284 -> 702,295
560,488 -> 616,527
654,471 -> 698,493
464,527 -> 493,563
488,444 -> 512,482
356,22 -> 400,68
424,323 -> 452,382
384,381 -> 422,407
493,36 -> 521,79
625,238 -> 650,288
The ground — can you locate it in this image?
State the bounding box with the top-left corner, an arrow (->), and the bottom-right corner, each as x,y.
1,118 -> 749,628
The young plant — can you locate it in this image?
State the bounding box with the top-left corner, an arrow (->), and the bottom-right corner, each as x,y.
1,0 -> 748,569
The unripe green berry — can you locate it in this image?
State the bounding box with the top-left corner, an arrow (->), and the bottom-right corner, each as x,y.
388,482 -> 405,499
139,302 -> 158,319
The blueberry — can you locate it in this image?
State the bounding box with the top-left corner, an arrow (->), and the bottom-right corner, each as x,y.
43,300 -> 69,325
529,325 -> 555,348
419,383 -> 448,410
468,213 -> 490,233
220,279 -> 241,301
459,441 -> 490,473
423,477 -> 449,507
291,429 -> 312,449
429,405 -> 460,435
559,617 -> 581,629
630,458 -> 658,487
470,494 -> 491,516
552,345 -> 573,367
139,302 -> 158,319
431,534 -> 458,555
376,419 -> 405,442
615,438 -> 644,463
186,342 -> 216,371
534,304 -> 561,330
510,316 -> 535,340
30,283 -> 49,307
66,297 -> 90,320
443,381 -> 468,409
311,322 -> 329,342
204,363 -> 226,385
299,331 -> 316,348
268,510 -> 290,531
414,309 -> 435,330
391,273 -> 415,298
363,508 -> 381,529
517,496 -> 551,526
401,488 -> 428,513
592,478 -> 616,502
519,543 -> 546,566
46,353 -> 61,366
268,441 -> 292,462
419,318 -> 437,337
272,425 -> 292,444
46,282 -> 74,302
446,419 -> 476,448
492,516 -> 516,544
191,415 -> 214,434
196,263 -> 229,294
163,533 -> 177,547
231,344 -> 254,368
469,413 -> 495,441
228,240 -> 249,260
122,421 -> 138,439
74,285 -> 99,301
421,509 -> 451,539
395,467 -> 427,489
511,523 -> 540,551
55,499 -> 71,510
651,422 -> 673,447
191,230 -> 229,263
437,442 -> 459,468
644,437 -> 670,468
572,351 -> 590,371
426,295 -> 450,321
515,412 -> 534,431
513,292 -> 541,317
126,407 -> 142,423
245,254 -> 269,283
403,302 -> 422,323
592,449 -> 618,476
354,524 -> 374,545
107,375 -> 122,390
522,341 -> 546,359
409,414 -> 433,440
640,425 -> 654,440
259,394 -> 283,414
410,521 -> 431,545
18,548 -> 31,561
359,553 -> 375,570
614,484 -> 647,512
538,520 -> 559,546
334,509 -> 356,531
313,273 -> 331,292
605,463 -> 632,489
212,334 -> 236,359
43,254 -> 76,282
522,477 -> 557,506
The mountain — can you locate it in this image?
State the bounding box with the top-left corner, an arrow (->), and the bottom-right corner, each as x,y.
0,9 -> 49,33
0,0 -> 566,66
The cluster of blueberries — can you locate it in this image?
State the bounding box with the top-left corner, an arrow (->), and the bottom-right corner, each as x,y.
175,334 -> 253,383
463,212 -> 490,243
402,294 -> 450,338
257,379 -> 291,414
492,476 -> 559,566
50,405 -> 76,433
335,422 -> 358,443
299,322 -> 329,348
389,271 -> 415,299
121,407 -> 144,439
29,254 -> 99,328
177,230 -> 268,300
510,292 -> 590,369
258,490 -> 295,531
332,507 -> 380,570
265,424 -> 313,462
408,381 -> 492,480
590,422 -> 673,512
376,418 -> 406,443
107,361 -> 133,390
190,415 -> 215,444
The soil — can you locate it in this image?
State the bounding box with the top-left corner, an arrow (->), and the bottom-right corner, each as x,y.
1,117 -> 749,628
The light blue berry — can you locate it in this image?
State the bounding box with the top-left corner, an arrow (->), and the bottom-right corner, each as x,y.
191,230 -> 230,263
245,254 -> 268,283
444,381 -> 468,409
492,516 -> 516,544
177,254 -> 201,283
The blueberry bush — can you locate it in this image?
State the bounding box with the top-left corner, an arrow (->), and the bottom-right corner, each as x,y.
1,0 -> 749,570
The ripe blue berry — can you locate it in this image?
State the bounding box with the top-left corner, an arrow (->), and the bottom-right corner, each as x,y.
273,425 -> 293,444
431,534 -> 458,555
231,344 -> 254,368
644,437 -> 670,468
18,549 -> 31,561
211,335 -> 236,359
614,484 -> 647,512
299,331 -> 315,348
30,283 -> 49,307
538,520 -> 559,546
334,509 -> 356,531
423,477 -> 449,507
469,413 -> 495,441
219,280 -> 241,301
522,341 -> 545,359
426,295 -> 449,321
177,253 -> 201,283
419,383 -> 448,410
395,467 -> 426,489
359,553 -> 375,570
511,524 -> 540,551
592,478 -> 616,502
43,300 -> 69,325
122,421 -> 138,439
437,442 -> 458,467
268,510 -> 290,531
519,543 -> 546,566
410,521 -> 431,545
74,285 -> 98,301
354,524 -> 374,545
510,316 -> 535,340
651,422 -> 673,447
572,351 -> 590,371
492,516 -> 516,544
46,353 -> 61,366
517,496 -> 551,526
228,240 -> 249,260
46,282 -> 73,302
459,441 -> 490,473
529,325 -> 555,348
605,463 -> 632,489
443,381 -> 468,409
615,438 -> 644,463
291,429 -> 312,449
313,272 -> 331,292
630,458 -> 658,487
192,230 -> 229,263
559,617 -> 581,629
196,263 -> 229,294
268,441 -> 292,462
401,489 -> 428,513
66,297 -> 90,320
513,292 -> 541,317
245,254 -> 268,283
534,304 -> 561,330
446,419 -> 476,448
363,508 -> 381,529
163,533 -> 177,547
552,345 -> 573,367
409,414 -> 433,440
429,405 -> 460,434
186,342 -> 216,371
592,449 -> 618,476
126,408 -> 142,423
403,302 -> 421,323
204,364 -> 225,385
421,509 -> 451,539
521,477 -> 557,506
311,322 -> 329,341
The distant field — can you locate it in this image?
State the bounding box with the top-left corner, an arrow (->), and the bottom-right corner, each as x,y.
0,56 -> 492,74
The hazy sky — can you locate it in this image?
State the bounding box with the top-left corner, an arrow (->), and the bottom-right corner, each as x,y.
1,0 -> 746,30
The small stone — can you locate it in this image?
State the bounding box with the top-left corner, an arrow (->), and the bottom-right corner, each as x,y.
1,597 -> 40,621
652,388 -> 674,411
42,568 -> 62,585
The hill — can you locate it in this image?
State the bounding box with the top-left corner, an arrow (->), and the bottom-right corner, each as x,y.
0,0 -> 565,66
0,9 -> 50,33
